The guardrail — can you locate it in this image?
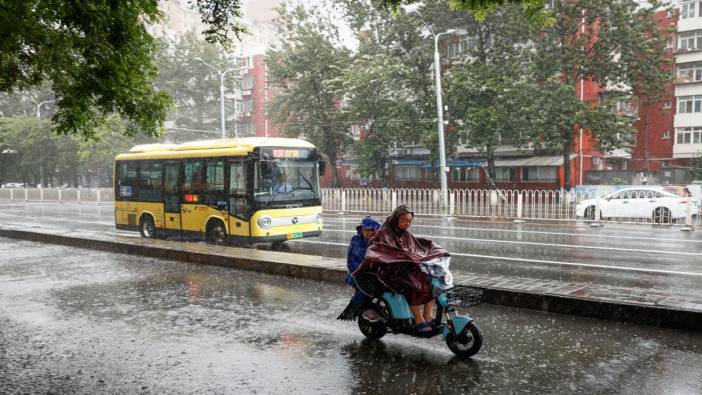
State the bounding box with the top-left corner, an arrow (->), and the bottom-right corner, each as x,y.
0,188 -> 114,204
2,187 -> 700,226
321,187 -> 702,227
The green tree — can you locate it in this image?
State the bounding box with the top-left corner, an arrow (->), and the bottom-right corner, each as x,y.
378,0 -> 552,25
690,153 -> 702,181
528,0 -> 669,190
79,116 -> 157,185
0,117 -> 57,186
337,2 -> 436,184
155,32 -> 240,141
267,4 -> 352,187
0,0 -> 246,138
444,4 -> 533,181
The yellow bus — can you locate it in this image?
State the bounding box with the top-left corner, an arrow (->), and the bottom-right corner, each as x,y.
114,137 -> 324,245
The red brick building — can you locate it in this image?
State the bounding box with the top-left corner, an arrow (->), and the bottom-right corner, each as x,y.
236,54 -> 282,138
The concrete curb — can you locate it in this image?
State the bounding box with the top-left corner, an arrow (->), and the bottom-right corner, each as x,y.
1,227 -> 701,333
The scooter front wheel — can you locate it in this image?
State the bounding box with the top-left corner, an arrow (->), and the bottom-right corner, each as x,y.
446,322 -> 482,357
358,309 -> 387,340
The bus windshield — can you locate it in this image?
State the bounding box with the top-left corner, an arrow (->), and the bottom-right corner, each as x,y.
254,159 -> 320,207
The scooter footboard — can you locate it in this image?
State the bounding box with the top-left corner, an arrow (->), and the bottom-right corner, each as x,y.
443,315 -> 473,339
382,292 -> 413,320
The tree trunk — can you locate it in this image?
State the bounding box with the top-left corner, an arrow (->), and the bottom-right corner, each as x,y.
486,151 -> 497,190
563,145 -> 572,191
642,110 -> 650,175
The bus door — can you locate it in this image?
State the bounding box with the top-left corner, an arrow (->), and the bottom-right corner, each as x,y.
227,158 -> 250,237
163,161 -> 182,232
181,158 -> 208,233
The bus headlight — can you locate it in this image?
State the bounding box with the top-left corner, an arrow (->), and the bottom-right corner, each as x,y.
316,212 -> 323,224
257,216 -> 272,229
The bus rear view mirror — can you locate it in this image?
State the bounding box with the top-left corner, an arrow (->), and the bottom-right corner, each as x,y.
318,160 -> 326,176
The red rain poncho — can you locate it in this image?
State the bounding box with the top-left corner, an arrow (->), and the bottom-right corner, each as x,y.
352,205 -> 449,305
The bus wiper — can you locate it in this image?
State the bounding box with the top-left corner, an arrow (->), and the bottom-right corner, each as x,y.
300,173 -> 314,191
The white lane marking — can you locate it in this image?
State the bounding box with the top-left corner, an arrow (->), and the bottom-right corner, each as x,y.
321,218 -> 702,244
319,228 -> 702,257
289,238 -> 702,277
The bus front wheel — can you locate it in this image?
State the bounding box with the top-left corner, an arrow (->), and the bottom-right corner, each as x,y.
139,215 -> 156,238
206,220 -> 228,245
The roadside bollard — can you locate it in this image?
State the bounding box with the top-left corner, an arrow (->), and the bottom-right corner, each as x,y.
513,192 -> 525,223
682,199 -> 694,232
448,191 -> 455,220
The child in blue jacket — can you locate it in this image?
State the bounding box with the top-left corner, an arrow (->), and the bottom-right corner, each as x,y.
337,215 -> 380,320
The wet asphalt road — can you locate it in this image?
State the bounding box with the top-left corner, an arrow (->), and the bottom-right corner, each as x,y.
0,202 -> 700,294
2,237 -> 702,394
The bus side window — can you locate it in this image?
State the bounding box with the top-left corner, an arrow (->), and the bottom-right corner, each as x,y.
205,158 -> 226,209
138,161 -> 162,202
117,161 -> 139,200
229,161 -> 248,219
184,159 -> 204,195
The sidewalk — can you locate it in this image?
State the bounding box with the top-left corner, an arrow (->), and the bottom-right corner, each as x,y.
1,223 -> 700,332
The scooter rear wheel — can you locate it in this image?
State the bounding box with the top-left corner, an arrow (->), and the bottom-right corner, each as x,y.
358,309 -> 386,340
446,322 -> 482,357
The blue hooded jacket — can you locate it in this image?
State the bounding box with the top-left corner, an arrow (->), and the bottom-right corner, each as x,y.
345,216 -> 380,285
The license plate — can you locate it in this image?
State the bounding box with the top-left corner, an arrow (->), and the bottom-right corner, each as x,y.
288,232 -> 304,239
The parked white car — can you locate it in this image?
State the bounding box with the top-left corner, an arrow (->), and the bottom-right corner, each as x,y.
1,182 -> 24,188
576,187 -> 700,223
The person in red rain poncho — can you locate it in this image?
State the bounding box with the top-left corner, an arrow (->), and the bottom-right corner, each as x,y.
353,204 -> 450,332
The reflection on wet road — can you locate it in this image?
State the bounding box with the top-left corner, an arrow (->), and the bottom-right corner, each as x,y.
1,237 -> 702,393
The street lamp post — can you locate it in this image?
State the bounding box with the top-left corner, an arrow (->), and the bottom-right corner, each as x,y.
433,29 -> 456,213
36,100 -> 55,118
195,58 -> 245,139
411,11 -> 459,214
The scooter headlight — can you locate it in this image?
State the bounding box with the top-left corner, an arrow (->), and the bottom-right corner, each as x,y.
257,215 -> 272,229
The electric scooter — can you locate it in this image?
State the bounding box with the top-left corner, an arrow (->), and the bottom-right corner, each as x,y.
352,272 -> 483,357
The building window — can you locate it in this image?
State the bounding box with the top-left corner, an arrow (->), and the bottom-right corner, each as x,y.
347,166 -> 361,180
451,167 -> 480,182
663,101 -> 672,110
677,95 -> 702,113
676,127 -> 702,145
395,166 -> 420,181
681,1 -> 702,19
495,167 -> 515,181
447,35 -> 476,58
678,30 -> 702,51
522,166 -> 557,182
676,62 -> 702,83
240,75 -> 254,91
662,130 -> 671,140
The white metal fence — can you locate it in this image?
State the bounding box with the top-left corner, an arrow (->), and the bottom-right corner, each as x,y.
0,188 -> 114,204
321,187 -> 702,226
1,187 -> 700,226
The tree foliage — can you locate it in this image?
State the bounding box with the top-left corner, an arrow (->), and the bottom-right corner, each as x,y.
267,3 -> 351,187
0,0 -> 246,138
155,32 -> 240,141
444,4 -> 533,180
337,1 -> 436,183
377,0 -> 553,26
528,0 -> 670,189
0,116 -> 154,186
